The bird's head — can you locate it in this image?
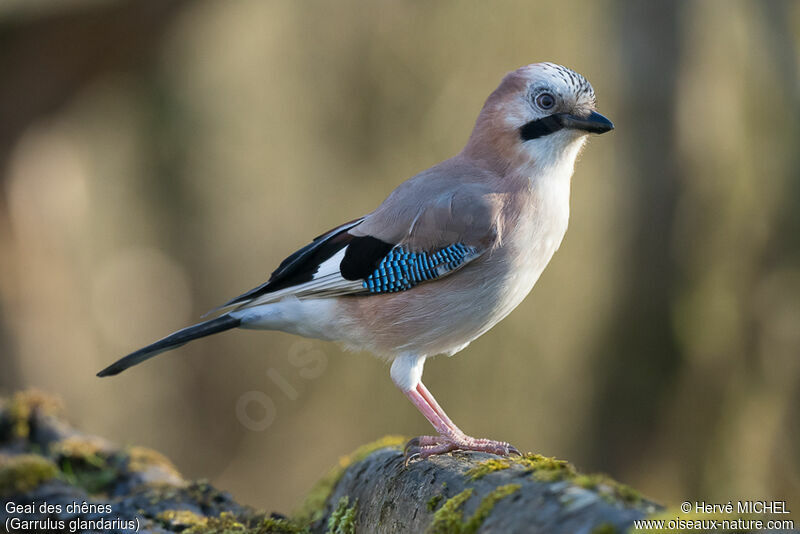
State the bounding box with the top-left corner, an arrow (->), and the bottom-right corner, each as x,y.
463,62 -> 613,174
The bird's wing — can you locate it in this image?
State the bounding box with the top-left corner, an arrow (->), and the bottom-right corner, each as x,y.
211,218 -> 365,311
216,173 -> 502,311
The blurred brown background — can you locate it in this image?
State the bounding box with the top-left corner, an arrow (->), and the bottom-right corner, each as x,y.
1,0 -> 798,514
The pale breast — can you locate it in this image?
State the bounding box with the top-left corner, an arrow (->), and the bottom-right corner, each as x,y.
472,175 -> 570,336
327,172 -> 571,359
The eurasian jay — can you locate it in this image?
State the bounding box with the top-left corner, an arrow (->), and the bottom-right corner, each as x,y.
98,62 -> 613,460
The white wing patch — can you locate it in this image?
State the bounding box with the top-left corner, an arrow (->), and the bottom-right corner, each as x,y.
239,242 -> 484,309
243,247 -> 362,307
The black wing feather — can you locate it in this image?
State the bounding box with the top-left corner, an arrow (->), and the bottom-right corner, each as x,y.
219,218 -> 381,308
340,236 -> 394,280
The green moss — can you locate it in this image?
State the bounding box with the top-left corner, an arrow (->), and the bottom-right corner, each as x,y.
428,488 -> 474,534
427,484 -> 523,533
427,494 -> 444,512
519,453 -> 576,482
2,390 -> 64,440
574,473 -> 603,489
613,483 -> 642,504
252,517 -> 311,534
136,482 -> 181,506
157,509 -> 208,530
574,473 -> 642,505
466,453 -> 575,482
127,445 -> 182,478
183,511 -> 245,533
51,436 -> 119,494
295,435 -> 404,524
463,484 -> 520,533
466,458 -> 512,480
466,453 -> 643,505
173,511 -> 308,533
156,507 -> 308,533
60,457 -> 118,495
51,435 -> 111,460
326,496 -> 357,534
0,454 -> 60,496
592,522 -> 618,534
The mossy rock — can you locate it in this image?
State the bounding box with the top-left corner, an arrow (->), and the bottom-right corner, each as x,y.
0,453 -> 60,496
466,453 -> 642,504
428,484 -> 521,534
0,389 -> 675,534
0,389 -> 64,441
313,445 -> 660,533
295,435 -> 405,524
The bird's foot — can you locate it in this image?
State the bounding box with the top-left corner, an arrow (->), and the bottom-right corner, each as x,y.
404,434 -> 520,464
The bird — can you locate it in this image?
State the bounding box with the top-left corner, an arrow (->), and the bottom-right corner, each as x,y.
97,62 -> 613,461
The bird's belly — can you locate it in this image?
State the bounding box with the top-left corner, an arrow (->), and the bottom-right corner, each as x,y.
468,236 -> 562,339
326,223 -> 565,358
255,203 -> 569,359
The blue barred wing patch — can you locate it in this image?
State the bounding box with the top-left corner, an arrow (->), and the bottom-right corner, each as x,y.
363,243 -> 479,294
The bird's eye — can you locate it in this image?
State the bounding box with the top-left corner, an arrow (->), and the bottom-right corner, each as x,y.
536,92 -> 556,110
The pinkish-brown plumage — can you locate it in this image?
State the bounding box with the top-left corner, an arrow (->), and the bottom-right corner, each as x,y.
98,62 -> 613,459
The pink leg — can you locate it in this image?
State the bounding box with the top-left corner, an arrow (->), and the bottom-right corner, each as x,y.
402,382 -> 520,462
416,382 -> 464,436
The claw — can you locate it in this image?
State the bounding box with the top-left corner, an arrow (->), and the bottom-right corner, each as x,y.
404,452 -> 421,467
404,437 -> 420,455
402,433 -> 520,463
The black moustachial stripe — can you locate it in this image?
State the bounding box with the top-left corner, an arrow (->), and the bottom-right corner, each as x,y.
519,115 -> 565,140
520,111 -> 614,140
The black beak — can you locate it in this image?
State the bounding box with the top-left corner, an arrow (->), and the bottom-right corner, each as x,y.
519,110 -> 614,140
559,111 -> 614,134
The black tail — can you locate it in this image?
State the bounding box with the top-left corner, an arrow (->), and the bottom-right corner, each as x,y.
97,315 -> 241,377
